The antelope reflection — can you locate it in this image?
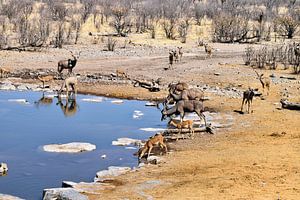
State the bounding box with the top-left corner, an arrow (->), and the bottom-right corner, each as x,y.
34,92 -> 53,108
56,95 -> 78,117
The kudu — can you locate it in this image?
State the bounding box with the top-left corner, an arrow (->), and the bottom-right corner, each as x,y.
169,88 -> 204,102
168,82 -> 189,93
241,88 -> 255,113
163,82 -> 189,106
161,100 -> 207,127
57,51 -> 81,74
173,49 -> 179,63
204,43 -> 213,58
168,51 -> 174,69
254,70 -> 270,95
294,43 -> 300,73
178,47 -> 183,61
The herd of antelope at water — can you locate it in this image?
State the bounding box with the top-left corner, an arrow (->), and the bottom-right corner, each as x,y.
1,42 -> 299,161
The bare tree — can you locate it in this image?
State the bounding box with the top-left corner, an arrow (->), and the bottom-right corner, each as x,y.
178,18 -> 189,43
46,1 -> 69,48
275,15 -> 299,39
161,0 -> 181,39
80,0 -> 95,23
213,12 -> 255,43
109,1 -> 132,37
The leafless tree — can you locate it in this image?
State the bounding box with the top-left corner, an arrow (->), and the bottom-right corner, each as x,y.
109,0 -> 132,37
46,1 -> 69,48
81,0 -> 95,23
213,13 -> 253,43
178,18 -> 190,43
275,14 -> 299,39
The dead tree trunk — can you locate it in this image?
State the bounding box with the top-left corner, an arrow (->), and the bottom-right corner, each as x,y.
280,99 -> 300,110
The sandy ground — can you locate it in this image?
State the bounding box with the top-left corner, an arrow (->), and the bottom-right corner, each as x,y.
1,42 -> 300,199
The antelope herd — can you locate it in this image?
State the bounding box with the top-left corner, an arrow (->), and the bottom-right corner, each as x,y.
1,41 -> 299,160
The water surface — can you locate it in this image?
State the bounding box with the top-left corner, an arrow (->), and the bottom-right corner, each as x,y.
0,91 -> 165,199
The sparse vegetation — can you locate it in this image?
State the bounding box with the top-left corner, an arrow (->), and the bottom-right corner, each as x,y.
0,0 -> 298,50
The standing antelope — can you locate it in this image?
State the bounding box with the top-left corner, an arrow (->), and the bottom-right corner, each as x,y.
37,75 -> 54,88
168,51 -> 174,69
161,100 -> 207,127
0,67 -> 10,78
169,119 -> 194,139
255,70 -> 270,95
58,51 -> 81,74
58,76 -> 78,100
173,49 -> 179,63
294,43 -> 300,73
204,43 -> 213,59
178,47 -> 183,61
241,88 -> 255,113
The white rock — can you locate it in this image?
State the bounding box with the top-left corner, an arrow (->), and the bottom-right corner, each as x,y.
133,110 -> 144,119
139,128 -> 166,132
125,147 -> 137,150
0,162 -> 8,173
111,100 -> 123,104
81,97 -> 103,103
0,194 -> 24,200
43,142 -> 96,153
94,166 -> 131,182
43,188 -> 88,200
17,85 -> 28,91
147,156 -> 163,164
62,181 -> 116,194
145,102 -> 157,106
101,154 -> 106,159
8,99 -> 29,104
112,138 -> 141,146
138,163 -> 145,168
32,87 -> 43,92
0,83 -> 16,90
44,94 -> 56,99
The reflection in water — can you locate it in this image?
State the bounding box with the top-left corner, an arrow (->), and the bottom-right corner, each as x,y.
56,94 -> 78,117
34,92 -> 79,117
34,92 -> 53,107
0,171 -> 8,177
